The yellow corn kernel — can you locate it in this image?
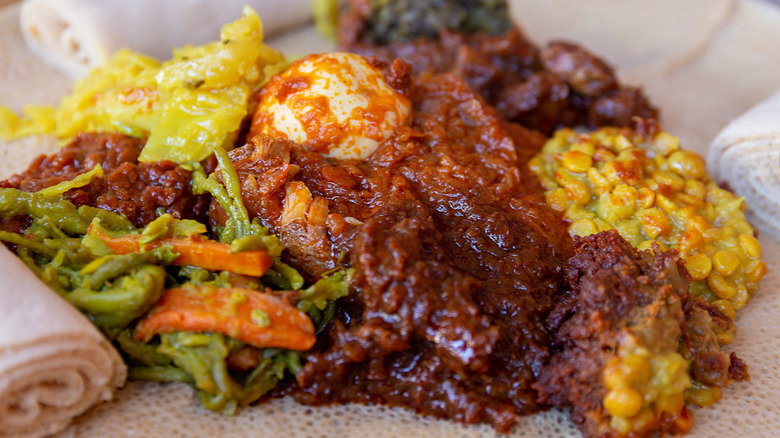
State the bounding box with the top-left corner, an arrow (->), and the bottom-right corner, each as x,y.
738,234 -> 761,258
591,129 -> 610,144
637,187 -> 655,209
572,138 -> 596,155
594,218 -> 614,233
614,221 -> 641,245
719,226 -> 736,240
707,186 -> 740,207
652,170 -> 685,193
745,259 -> 767,283
539,175 -> 558,191
678,229 -> 703,254
616,150 -> 644,184
712,250 -> 740,277
656,393 -> 685,415
563,150 -> 593,173
684,180 -> 707,200
613,184 -> 638,204
686,214 -> 712,235
610,416 -> 632,435
603,162 -> 624,185
564,203 -> 591,222
597,187 -> 637,222
605,387 -> 644,418
675,193 -> 703,207
639,208 -> 670,239
685,386 -> 723,408
621,354 -> 651,382
593,146 -> 616,162
543,131 -> 567,152
712,299 -> 737,320
667,150 -> 706,179
733,286 -> 749,310
569,218 -> 599,237
527,157 -> 543,174
615,135 -> 634,151
685,254 -> 712,280
655,194 -> 676,215
718,328 -> 736,345
653,131 -> 680,157
643,177 -> 659,192
708,273 -> 736,299
546,188 -> 569,212
563,178 -> 592,205
702,227 -> 721,242
652,353 -> 690,392
587,167 -> 612,195
553,169 -> 568,186
677,205 -> 698,219
603,362 -> 623,391
650,154 -> 664,171
732,219 -> 754,236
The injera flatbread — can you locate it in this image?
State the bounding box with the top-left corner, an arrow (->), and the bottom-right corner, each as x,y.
1,1 -> 779,437
19,0 -> 314,78
709,89 -> 780,240
0,245 -> 126,438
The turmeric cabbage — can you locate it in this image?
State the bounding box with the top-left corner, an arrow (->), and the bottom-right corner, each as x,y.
0,7 -> 288,164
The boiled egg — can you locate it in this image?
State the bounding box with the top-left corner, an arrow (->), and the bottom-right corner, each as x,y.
250,52 -> 411,160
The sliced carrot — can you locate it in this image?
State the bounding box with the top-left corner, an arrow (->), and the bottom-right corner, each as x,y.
136,286 -> 316,351
88,225 -> 272,277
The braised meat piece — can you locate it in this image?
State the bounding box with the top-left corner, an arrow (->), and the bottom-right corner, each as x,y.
0,133 -> 210,228
338,0 -> 657,135
682,299 -> 745,388
541,42 -> 617,97
537,231 -> 747,438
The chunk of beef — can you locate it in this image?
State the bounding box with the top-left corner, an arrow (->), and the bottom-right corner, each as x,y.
0,133 -> 210,228
537,231 -> 747,438
682,299 -> 748,387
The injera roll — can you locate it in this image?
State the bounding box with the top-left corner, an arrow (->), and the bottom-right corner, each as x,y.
19,0 -> 314,78
0,246 -> 126,438
709,89 -> 780,240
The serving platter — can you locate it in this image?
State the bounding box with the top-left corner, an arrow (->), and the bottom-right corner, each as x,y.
1,1 -> 780,437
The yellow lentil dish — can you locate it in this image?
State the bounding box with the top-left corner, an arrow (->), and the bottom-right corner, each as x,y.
530,125 -> 761,433
529,125 -> 766,323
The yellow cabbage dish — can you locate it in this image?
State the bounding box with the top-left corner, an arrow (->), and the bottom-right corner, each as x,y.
0,6 -> 288,164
